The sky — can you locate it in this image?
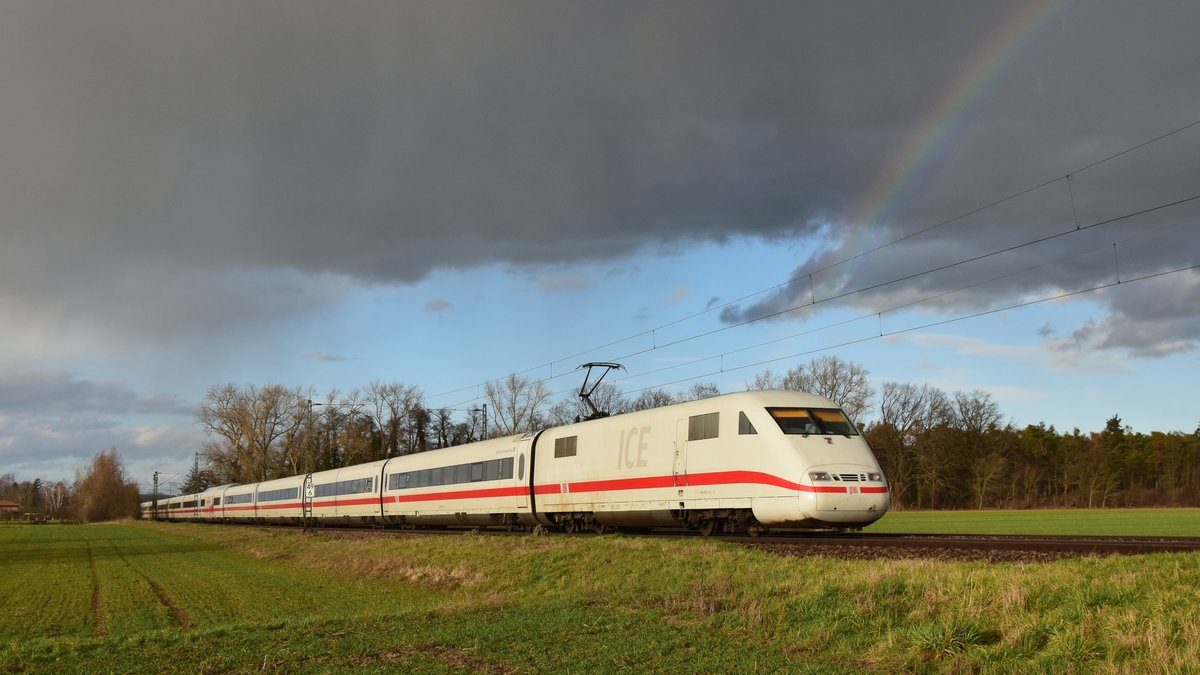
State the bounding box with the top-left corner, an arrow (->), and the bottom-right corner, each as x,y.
2,0 -> 1198,490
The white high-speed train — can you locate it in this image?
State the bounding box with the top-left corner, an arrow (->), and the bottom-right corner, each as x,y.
144,391 -> 889,535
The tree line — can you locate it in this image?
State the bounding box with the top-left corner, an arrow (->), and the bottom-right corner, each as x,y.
188,358 -> 1200,509
16,356 -> 1191,519
1,448 -> 140,522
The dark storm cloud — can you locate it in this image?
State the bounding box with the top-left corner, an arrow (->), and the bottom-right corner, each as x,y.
1,1 -> 1198,351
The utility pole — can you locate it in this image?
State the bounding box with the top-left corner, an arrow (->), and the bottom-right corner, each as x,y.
152,471 -> 159,519
470,404 -> 488,440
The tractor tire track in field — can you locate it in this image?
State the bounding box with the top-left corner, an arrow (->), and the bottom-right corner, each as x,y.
86,541 -> 109,638
110,544 -> 196,630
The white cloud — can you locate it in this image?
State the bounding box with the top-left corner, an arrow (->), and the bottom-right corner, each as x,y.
904,332 -> 1124,374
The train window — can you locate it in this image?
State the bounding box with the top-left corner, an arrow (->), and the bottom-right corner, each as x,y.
388,473 -> 408,490
213,498 -> 221,506
455,464 -> 470,484
811,409 -> 858,435
688,412 -> 719,441
259,487 -> 299,502
518,454 -> 526,480
738,411 -> 757,435
767,408 -> 859,436
484,460 -> 500,481
471,462 -> 484,482
501,457 -> 514,480
554,436 -> 577,458
767,408 -> 819,435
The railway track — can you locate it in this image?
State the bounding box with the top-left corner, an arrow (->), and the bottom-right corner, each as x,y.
218,522 -> 1200,562
725,532 -> 1200,562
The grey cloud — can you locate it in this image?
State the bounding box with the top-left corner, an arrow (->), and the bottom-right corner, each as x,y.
304,352 -> 348,362
1,1 -> 1198,352
0,367 -> 193,417
535,275 -> 589,293
424,298 -> 453,314
0,368 -> 201,482
1081,274 -> 1200,358
719,165 -> 1200,355
0,414 -> 204,485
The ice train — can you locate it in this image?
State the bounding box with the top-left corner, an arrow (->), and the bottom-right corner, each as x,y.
143,391 -> 889,535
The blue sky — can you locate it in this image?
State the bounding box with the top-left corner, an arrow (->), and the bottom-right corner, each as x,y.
1,1 -> 1198,488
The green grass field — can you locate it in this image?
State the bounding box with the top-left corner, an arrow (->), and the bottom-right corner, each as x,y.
2,513 -> 1198,673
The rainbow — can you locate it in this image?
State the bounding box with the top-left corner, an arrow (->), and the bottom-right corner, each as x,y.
846,0 -> 1067,238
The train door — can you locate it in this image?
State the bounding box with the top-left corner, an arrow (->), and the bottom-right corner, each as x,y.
516,451 -> 528,508
674,419 -> 688,487
515,436 -> 535,509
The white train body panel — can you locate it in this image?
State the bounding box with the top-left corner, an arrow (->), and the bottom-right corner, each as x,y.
307,461 -> 387,524
152,390 -> 888,532
253,476 -> 305,522
380,436 -> 526,527
534,391 -> 888,528
222,485 -> 258,521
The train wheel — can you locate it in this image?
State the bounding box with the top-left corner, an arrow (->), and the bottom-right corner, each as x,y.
698,517 -> 718,537
562,517 -> 577,534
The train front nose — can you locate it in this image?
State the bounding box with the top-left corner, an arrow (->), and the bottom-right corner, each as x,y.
804,464 -> 890,525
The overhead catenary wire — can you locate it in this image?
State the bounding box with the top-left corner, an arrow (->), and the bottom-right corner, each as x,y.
427,116 -> 1200,404
440,188 -> 1200,410
610,216 -> 1195,390
620,262 -> 1200,398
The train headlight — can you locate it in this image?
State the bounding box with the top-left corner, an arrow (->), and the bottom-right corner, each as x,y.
808,471 -> 832,482
868,472 -> 882,482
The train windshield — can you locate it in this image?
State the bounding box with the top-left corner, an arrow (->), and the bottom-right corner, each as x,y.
767,408 -> 858,436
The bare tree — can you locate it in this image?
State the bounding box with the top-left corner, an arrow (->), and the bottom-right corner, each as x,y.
41,481 -> 69,519
485,374 -> 552,436
198,383 -> 308,483
678,381 -> 721,402
365,381 -> 424,456
629,388 -> 677,411
547,382 -> 629,425
780,356 -> 874,422
73,448 -> 140,522
952,390 -> 1003,434
746,368 -> 782,390
872,381 -> 952,508
970,441 -> 1009,509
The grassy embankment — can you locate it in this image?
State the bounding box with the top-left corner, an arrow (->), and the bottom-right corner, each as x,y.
1,510 -> 1197,673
